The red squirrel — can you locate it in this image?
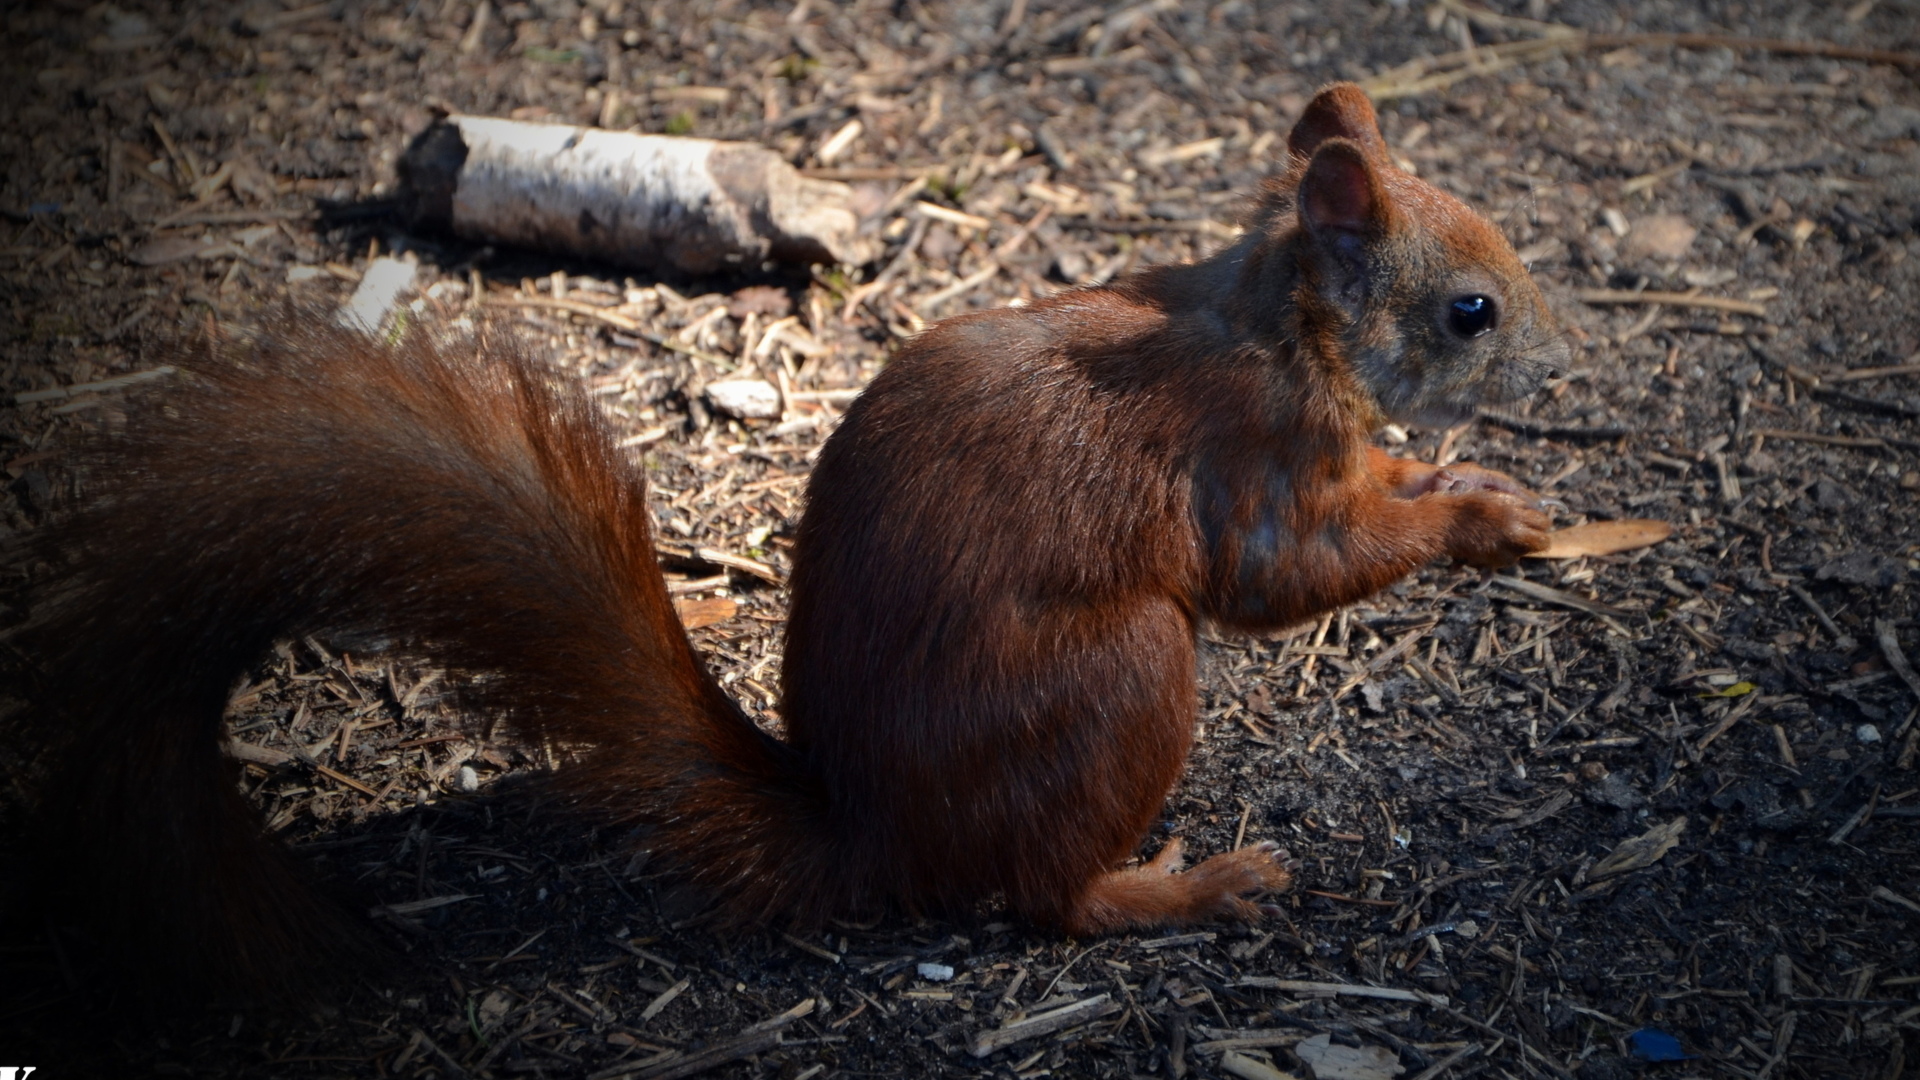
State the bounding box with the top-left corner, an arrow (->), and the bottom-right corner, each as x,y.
15,84 -> 1566,993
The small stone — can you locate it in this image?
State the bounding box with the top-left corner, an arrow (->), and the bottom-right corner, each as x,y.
727,284 -> 792,319
1681,266 -> 1736,287
916,962 -> 955,982
1585,770 -> 1648,811
1623,213 -> 1698,260
1813,479 -> 1856,511
705,378 -> 782,420
129,235 -> 215,266
1816,550 -> 1906,587
456,765 -> 480,792
1862,103 -> 1920,141
1857,724 -> 1882,744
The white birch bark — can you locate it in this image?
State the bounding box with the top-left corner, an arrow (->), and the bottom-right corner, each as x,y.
401,115 -> 874,274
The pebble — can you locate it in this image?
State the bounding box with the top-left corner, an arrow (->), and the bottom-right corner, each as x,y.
705,378 -> 782,420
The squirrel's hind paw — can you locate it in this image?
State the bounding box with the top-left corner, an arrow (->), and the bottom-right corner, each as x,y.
1183,842 -> 1295,921
1061,842 -> 1293,935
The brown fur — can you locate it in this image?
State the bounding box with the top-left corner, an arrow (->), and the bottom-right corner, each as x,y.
12,83 -> 1565,993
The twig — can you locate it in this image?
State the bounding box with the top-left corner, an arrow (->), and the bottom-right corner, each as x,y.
151,206 -> 312,228
1572,289 -> 1768,317
410,1029 -> 470,1079
914,200 -> 993,232
1783,365 -> 1920,418
841,215 -> 929,321
313,763 -> 379,798
1875,621 -> 1920,708
969,994 -> 1120,1057
14,365 -> 176,403
1787,585 -> 1843,640
992,203 -> 1054,259
1059,215 -> 1242,238
695,546 -> 784,585
1236,978 -> 1447,1006
1490,575 -> 1633,620
1037,943 -> 1103,1001
1330,625 -> 1437,702
1407,1042 -> 1484,1080
915,261 -> 1002,314
1754,1010 -> 1795,1080
1477,409 -> 1629,441
1434,1005 -> 1574,1080
1365,26 -> 1920,100
592,1000 -> 812,1080
1827,787 -> 1877,845
1825,360 -> 1920,384
1753,427 -> 1920,452
493,296 -> 730,365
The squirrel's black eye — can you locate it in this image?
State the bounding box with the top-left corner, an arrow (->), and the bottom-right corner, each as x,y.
1448,295 -> 1497,338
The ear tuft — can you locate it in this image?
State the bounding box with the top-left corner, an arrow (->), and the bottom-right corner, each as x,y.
1298,139 -> 1384,238
1287,83 -> 1387,161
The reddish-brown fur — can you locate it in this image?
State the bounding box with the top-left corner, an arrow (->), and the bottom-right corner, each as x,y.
11,83 -> 1566,994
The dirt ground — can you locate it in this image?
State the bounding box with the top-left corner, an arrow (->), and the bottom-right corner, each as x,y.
3,0 -> 1920,1077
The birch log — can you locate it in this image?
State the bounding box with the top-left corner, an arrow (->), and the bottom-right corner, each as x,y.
399,115 -> 875,274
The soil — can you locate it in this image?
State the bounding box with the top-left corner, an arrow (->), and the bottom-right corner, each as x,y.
3,1 -> 1919,1078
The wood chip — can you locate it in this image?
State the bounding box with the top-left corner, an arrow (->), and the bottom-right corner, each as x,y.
1134,931 -> 1217,950
1529,518 -> 1672,559
913,200 -> 993,231
372,894 -> 475,917
1140,136 -> 1226,168
1220,1050 -> 1301,1080
1195,1028 -> 1312,1054
591,999 -> 808,1080
1870,886 -> 1920,916
1406,1043 -> 1483,1080
638,978 -> 691,1022
313,763 -> 380,797
1587,816 -> 1686,880
1236,978 -> 1448,1006
1489,576 -> 1633,619
968,994 -> 1120,1057
1295,1032 -> 1402,1080
695,546 -> 783,584
224,739 -> 293,767
674,596 -> 739,630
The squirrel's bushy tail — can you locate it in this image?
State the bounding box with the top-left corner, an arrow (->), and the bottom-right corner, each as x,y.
16,316 -> 832,995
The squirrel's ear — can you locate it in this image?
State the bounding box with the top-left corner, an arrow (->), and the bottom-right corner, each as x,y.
1287,83 -> 1387,161
1299,139 -> 1389,239
1298,140 -> 1391,317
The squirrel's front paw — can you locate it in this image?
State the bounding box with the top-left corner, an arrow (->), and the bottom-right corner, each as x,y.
1446,491 -> 1551,568
1425,463 -> 1543,505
